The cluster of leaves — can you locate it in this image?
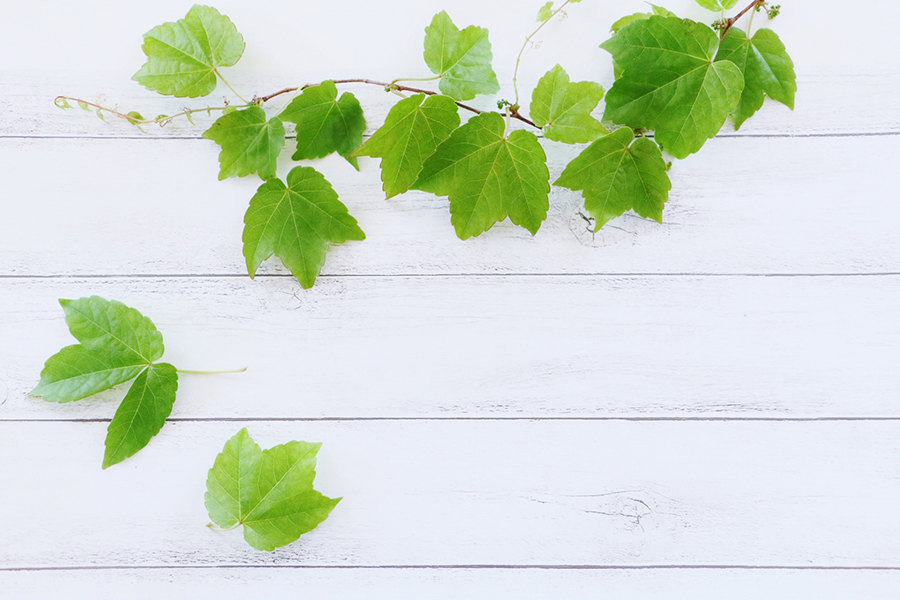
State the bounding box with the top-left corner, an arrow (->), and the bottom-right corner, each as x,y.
31,296 -> 179,469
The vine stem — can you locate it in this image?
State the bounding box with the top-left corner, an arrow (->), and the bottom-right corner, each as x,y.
207,523 -> 241,532
512,0 -> 572,108
176,367 -> 248,375
720,0 -> 765,40
54,96 -> 241,127
257,79 -> 539,129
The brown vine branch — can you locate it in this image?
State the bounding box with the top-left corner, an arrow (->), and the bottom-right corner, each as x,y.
257,79 -> 539,129
720,0 -> 765,40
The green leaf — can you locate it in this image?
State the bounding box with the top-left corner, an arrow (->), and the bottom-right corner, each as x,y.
537,2 -> 555,22
530,64 -> 606,144
133,5 -> 245,98
601,16 -> 744,159
59,296 -> 163,364
695,0 -> 739,11
351,94 -> 460,198
202,106 -> 286,180
31,345 -> 147,404
279,81 -> 366,170
414,112 -> 550,239
610,5 -> 677,32
243,166 -> 366,289
205,428 -> 340,551
103,363 -> 179,469
715,27 -> 796,129
423,11 -> 500,101
555,128 -> 672,230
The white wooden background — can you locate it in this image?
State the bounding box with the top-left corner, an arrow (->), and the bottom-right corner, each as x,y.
1,0 -> 899,596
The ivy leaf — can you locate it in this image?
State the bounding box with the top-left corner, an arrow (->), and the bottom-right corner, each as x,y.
695,0 -> 739,11
601,16 -> 744,159
537,2 -> 555,22
414,112 -> 549,239
716,27 -> 796,129
423,11 -> 500,101
530,64 -> 606,144
205,428 -> 340,551
103,363 -> 178,469
555,128 -> 672,230
202,106 -> 285,181
133,5 -> 245,98
279,81 -> 366,170
351,94 -> 460,199
243,166 -> 366,289
610,5 -> 677,32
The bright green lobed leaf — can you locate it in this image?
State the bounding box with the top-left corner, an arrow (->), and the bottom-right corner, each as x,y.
695,0 -> 739,11
530,64 -> 606,144
243,166 -> 366,289
351,94 -> 460,199
59,296 -> 163,364
715,27 -> 796,129
537,2 -> 555,22
31,345 -> 147,404
423,11 -> 500,101
103,363 -> 178,469
205,428 -> 340,551
414,112 -> 550,240
556,127 -> 671,230
132,5 -> 245,98
202,106 -> 285,180
279,81 -> 366,170
610,5 -> 677,32
601,16 -> 744,159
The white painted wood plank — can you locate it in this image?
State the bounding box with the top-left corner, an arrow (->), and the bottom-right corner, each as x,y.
2,420 -> 899,568
2,135 -> 898,277
2,568 -> 899,599
2,275 -> 898,419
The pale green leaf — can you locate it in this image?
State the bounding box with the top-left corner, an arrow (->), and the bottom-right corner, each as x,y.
414,112 -> 549,239
103,363 -> 178,469
31,344 -> 147,404
132,5 -> 245,98
59,296 -> 163,364
716,27 -> 796,129
601,16 -> 744,158
610,5 -> 677,32
243,166 -> 366,289
423,11 -> 500,101
202,106 -> 285,180
537,2 -> 555,22
351,94 -> 460,198
530,64 -> 606,144
695,0 -> 739,11
279,81 -> 366,170
555,128 -> 671,230
205,429 -> 340,551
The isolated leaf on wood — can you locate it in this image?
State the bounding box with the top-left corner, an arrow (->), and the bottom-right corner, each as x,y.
351,93 -> 460,198
31,297 -> 178,469
715,27 -> 796,129
413,112 -> 549,239
423,11 -> 500,101
133,5 -> 245,97
556,127 -> 671,230
601,16 -> 744,159
530,64 -> 606,144
202,106 -> 285,180
243,166 -> 366,289
279,81 -> 366,169
205,428 -> 341,551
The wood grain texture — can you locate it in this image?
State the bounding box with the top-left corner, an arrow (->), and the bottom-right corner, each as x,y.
3,568 -> 900,599
3,275 -> 899,419
2,420 -> 899,568
2,134 -> 899,277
